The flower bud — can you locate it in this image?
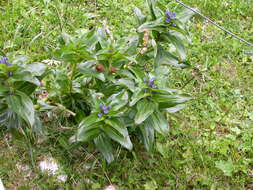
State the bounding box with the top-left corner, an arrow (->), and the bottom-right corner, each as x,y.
96,64 -> 105,72
109,67 -> 117,73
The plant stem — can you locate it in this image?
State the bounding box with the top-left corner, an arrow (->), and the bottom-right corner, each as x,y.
70,62 -> 77,92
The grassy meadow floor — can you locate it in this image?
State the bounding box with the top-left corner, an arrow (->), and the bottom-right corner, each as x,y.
0,0 -> 253,189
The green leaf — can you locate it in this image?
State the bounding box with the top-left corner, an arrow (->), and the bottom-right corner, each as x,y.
15,82 -> 37,95
137,17 -> 164,32
146,0 -> 163,19
6,91 -> 35,126
135,99 -> 156,125
94,134 -> 114,163
129,67 -> 146,80
0,84 -> 9,92
162,34 -> 186,60
215,160 -> 235,177
104,118 -> 132,150
72,123 -> 101,143
78,68 -> 105,81
164,104 -> 186,113
108,90 -> 129,111
129,88 -> 148,107
150,111 -> 169,134
25,62 -> 47,76
134,7 -> 146,24
114,79 -> 135,92
104,118 -> 128,137
176,8 -> 195,24
60,32 -> 74,45
71,114 -> 103,142
155,45 -> 185,68
78,113 -> 103,129
0,108 -> 22,129
96,27 -> 110,48
123,35 -> 139,56
140,120 -> 155,151
11,71 -> 40,86
153,93 -> 191,103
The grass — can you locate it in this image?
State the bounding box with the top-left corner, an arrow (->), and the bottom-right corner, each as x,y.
1,0 -> 253,189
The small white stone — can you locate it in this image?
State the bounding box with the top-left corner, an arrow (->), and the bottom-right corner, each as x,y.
57,174 -> 68,183
41,59 -> 62,66
38,156 -> 68,183
0,179 -> 5,190
104,185 -> 117,190
39,157 -> 59,175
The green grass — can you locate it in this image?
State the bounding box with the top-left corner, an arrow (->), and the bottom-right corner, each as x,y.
1,0 -> 253,189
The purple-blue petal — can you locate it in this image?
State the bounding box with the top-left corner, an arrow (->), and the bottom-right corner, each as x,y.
98,113 -> 103,118
143,78 -> 148,83
102,105 -> 107,111
166,17 -> 171,23
0,57 -> 11,66
151,84 -> 157,89
103,109 -> 109,114
166,10 -> 170,15
149,78 -> 155,85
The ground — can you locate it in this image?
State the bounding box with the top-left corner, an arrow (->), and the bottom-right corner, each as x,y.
0,0 -> 253,189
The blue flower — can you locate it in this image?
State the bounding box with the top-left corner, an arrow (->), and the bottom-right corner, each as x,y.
151,84 -> 157,89
102,106 -> 109,114
98,104 -> 111,117
0,56 -> 12,66
165,10 -> 176,23
149,77 -> 155,85
143,77 -> 158,89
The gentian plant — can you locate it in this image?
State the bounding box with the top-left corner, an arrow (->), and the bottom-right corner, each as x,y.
0,0 -> 194,163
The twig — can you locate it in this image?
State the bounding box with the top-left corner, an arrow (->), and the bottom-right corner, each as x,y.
174,0 -> 253,48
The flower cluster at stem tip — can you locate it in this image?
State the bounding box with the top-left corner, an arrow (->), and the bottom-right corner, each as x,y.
0,57 -> 13,77
165,10 -> 176,27
0,56 -> 12,66
98,104 -> 112,118
143,77 -> 157,89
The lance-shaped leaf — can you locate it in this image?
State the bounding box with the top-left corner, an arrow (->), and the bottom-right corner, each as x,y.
134,99 -> 157,125
153,93 -> 191,103
70,114 -> 103,142
25,62 -> 47,76
140,120 -> 155,151
155,45 -> 185,68
108,90 -> 129,111
150,111 -> 169,134
11,71 -> 41,86
6,91 -> 35,126
162,34 -> 186,61
134,7 -> 146,25
114,79 -> 135,92
129,88 -> 148,107
104,118 -> 133,150
94,134 -> 114,163
137,17 -> 164,32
